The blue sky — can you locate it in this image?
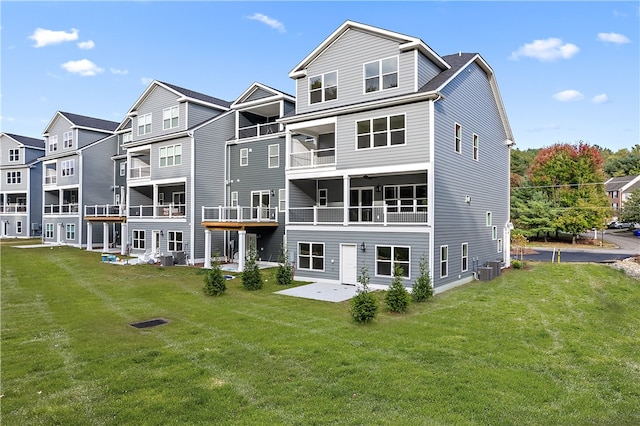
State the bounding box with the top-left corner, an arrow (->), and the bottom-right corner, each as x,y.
1,1 -> 638,151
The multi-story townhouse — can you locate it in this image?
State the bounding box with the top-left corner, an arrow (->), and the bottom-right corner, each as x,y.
201,82 -> 295,270
119,80 -> 232,264
280,21 -> 514,291
41,112 -> 119,247
0,133 -> 45,238
605,175 -> 640,220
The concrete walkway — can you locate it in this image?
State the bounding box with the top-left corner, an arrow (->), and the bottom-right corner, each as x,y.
275,281 -> 359,302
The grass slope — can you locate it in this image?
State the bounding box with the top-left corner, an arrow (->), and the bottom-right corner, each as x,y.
1,242 -> 639,425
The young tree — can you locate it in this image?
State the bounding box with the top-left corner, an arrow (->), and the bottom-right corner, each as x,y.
241,248 -> 263,290
620,189 -> 640,224
385,264 -> 410,313
203,255 -> 227,296
350,265 -> 378,323
276,245 -> 293,286
411,254 -> 433,302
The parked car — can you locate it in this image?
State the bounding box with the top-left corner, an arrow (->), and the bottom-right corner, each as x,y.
608,221 -> 632,229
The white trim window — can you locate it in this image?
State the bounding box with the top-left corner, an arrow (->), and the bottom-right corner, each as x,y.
16,221 -> 23,234
132,229 -> 145,249
278,188 -> 286,213
123,132 -> 132,144
384,184 -> 427,213
168,231 -> 183,252
364,56 -> 398,93
497,238 -> 503,253
230,191 -> 238,207
159,144 -> 182,167
376,245 -> 410,278
440,245 -> 448,278
268,144 -> 280,168
63,131 -> 73,149
119,161 -> 126,176
9,148 -> 19,162
492,226 -> 498,240
486,211 -> 492,226
461,243 -> 469,272
61,159 -> 75,177
455,123 -> 462,153
318,188 -> 328,207
309,71 -> 338,104
163,106 -> 179,130
6,171 -> 21,184
65,223 -> 75,240
138,113 -> 152,136
473,134 -> 479,161
48,135 -> 58,153
298,242 -> 324,271
240,148 -> 248,167
45,223 -> 54,239
357,114 -> 405,149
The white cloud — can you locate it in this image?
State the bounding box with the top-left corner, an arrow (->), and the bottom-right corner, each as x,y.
0,116 -> 15,123
592,94 -> 609,104
552,90 -> 584,102
247,13 -> 285,33
511,38 -> 579,61
61,59 -> 103,76
110,67 -> 128,75
77,40 -> 95,50
29,28 -> 79,47
141,77 -> 153,85
597,32 -> 630,44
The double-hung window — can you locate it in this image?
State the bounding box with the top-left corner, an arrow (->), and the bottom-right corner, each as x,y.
159,144 -> 182,167
376,245 -> 410,278
16,221 -> 22,234
168,231 -> 183,252
230,191 -> 238,207
440,245 -> 448,278
268,144 -> 279,168
138,113 -> 152,135
45,223 -> 54,239
364,57 -> 398,93
240,148 -> 248,166
119,161 -> 126,176
132,230 -> 145,249
6,171 -> 21,184
461,243 -> 469,272
163,106 -> 179,130
49,135 -> 58,153
278,189 -> 286,213
357,115 -> 405,149
298,242 -> 324,271
455,123 -> 462,153
65,224 -> 75,240
63,131 -> 73,149
473,134 -> 479,161
309,71 -> 337,104
9,149 -> 19,162
61,159 -> 75,176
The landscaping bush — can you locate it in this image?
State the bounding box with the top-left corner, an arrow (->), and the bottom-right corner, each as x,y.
385,265 -> 410,313
350,265 -> 378,323
203,256 -> 227,296
276,245 -> 293,286
241,248 -> 263,290
511,259 -> 527,269
412,254 -> 433,302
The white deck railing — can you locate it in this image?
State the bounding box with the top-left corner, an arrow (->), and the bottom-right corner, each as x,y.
202,206 -> 278,223
44,203 -> 79,215
289,148 -> 336,168
129,165 -> 151,179
0,205 -> 27,213
288,205 -> 428,225
238,123 -> 281,139
129,203 -> 186,218
84,204 -> 126,217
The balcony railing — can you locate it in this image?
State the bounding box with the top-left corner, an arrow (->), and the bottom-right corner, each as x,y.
84,204 -> 126,217
202,206 -> 278,223
129,203 -> 186,218
44,175 -> 57,185
288,205 -> 428,225
0,205 -> 27,214
238,123 -> 281,140
44,203 -> 79,215
129,165 -> 151,179
289,148 -> 336,169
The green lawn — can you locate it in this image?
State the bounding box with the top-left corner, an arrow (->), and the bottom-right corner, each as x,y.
2,241 -> 639,425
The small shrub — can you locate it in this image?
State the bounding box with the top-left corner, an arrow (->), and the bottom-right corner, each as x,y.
350,265 -> 378,323
203,256 -> 227,296
511,259 -> 526,269
412,254 -> 433,302
385,265 -> 410,313
276,245 -> 293,286
242,248 -> 263,290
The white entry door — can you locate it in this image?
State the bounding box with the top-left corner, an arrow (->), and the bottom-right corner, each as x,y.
341,243 -> 358,285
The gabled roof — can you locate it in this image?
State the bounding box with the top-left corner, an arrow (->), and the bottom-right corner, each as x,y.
43,111 -> 119,135
3,133 -> 45,149
289,20 -> 449,79
605,175 -> 640,192
160,81 -> 232,109
231,82 -> 295,109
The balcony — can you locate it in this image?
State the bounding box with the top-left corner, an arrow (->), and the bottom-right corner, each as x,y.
128,203 -> 186,218
202,206 -> 278,229
44,175 -> 57,185
84,204 -> 126,218
288,205 -> 428,226
238,122 -> 281,140
289,148 -> 336,169
44,203 -> 79,215
0,204 -> 27,214
129,165 -> 151,180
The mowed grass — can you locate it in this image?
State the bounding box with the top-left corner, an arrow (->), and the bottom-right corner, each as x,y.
1,241 -> 639,425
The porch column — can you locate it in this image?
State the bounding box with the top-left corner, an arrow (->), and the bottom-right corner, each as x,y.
204,229 -> 212,269
343,175 -> 349,226
57,223 -> 63,244
120,223 -> 128,256
103,222 -> 109,252
86,223 -> 93,251
238,229 -> 246,272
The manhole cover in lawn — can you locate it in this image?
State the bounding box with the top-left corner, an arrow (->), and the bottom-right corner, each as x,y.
130,318 -> 168,329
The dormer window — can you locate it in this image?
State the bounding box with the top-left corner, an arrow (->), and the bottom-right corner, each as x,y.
364,56 -> 398,93
309,71 -> 337,104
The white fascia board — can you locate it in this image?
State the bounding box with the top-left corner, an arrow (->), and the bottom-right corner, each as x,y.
285,116 -> 337,132
399,40 -> 449,70
231,96 -> 284,110
42,111 -> 72,136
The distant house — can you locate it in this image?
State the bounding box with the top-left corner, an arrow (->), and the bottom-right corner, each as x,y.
280,21 -> 514,291
0,133 -> 45,238
605,175 -> 640,219
41,112 -> 119,248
